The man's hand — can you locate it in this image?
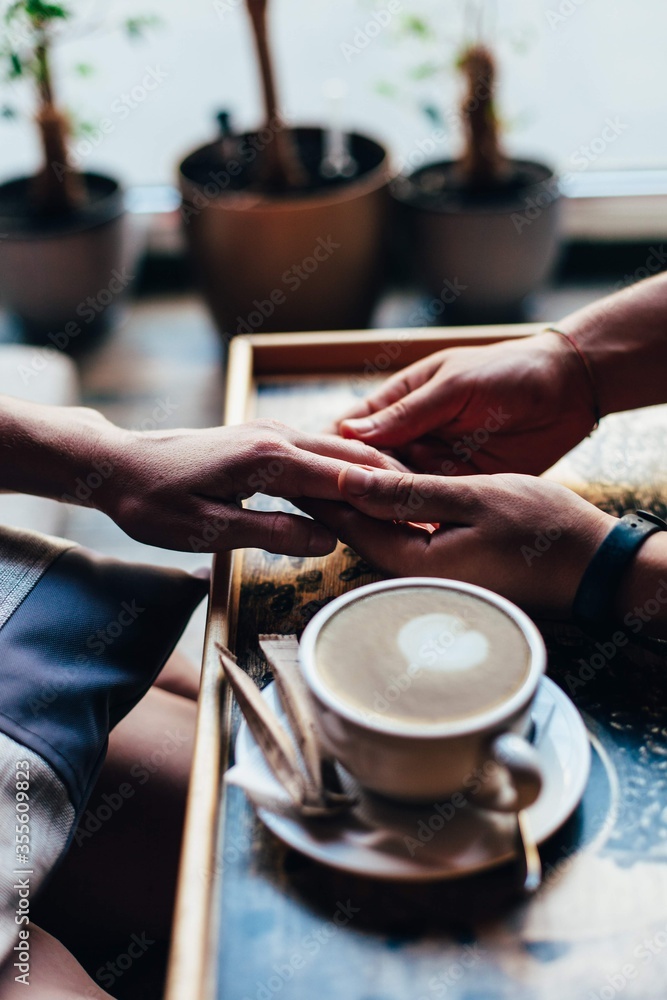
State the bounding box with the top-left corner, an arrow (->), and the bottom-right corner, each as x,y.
300,466 -> 616,617
99,419 -> 399,556
335,332 -> 597,476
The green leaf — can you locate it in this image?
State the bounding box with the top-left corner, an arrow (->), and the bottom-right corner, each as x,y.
25,1 -> 69,21
75,119 -> 96,137
125,15 -> 161,39
375,80 -> 397,98
409,61 -> 439,81
400,15 -> 432,39
9,52 -> 23,77
74,62 -> 94,77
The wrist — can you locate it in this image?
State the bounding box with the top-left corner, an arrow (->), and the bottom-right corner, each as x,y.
64,415 -> 131,513
553,272 -> 667,415
541,328 -> 600,427
615,532 -> 667,639
0,396 -> 126,509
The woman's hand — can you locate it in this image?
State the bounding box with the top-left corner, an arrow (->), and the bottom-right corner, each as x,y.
300,466 -> 616,617
98,419 -> 400,556
335,332 -> 597,476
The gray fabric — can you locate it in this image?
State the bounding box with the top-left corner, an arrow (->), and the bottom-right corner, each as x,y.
0,731 -> 75,969
0,526 -> 74,629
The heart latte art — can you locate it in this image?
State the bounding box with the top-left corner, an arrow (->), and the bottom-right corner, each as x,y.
314,587 -> 530,726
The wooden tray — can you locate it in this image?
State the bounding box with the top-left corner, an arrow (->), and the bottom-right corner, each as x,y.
166,325 -> 667,1000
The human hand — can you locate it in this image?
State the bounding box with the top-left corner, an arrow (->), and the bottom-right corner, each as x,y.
335,332 -> 598,476
299,466 -> 616,617
98,419 -> 400,557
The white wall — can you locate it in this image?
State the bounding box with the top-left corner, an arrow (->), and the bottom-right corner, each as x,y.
0,0 -> 663,188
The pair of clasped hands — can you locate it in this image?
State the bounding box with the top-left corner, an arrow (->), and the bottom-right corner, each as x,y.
108,328 -> 618,622
62,274 -> 663,626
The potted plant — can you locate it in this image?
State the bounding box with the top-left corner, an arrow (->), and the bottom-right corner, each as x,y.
179,0 -> 391,336
390,3 -> 561,322
0,3 -> 153,347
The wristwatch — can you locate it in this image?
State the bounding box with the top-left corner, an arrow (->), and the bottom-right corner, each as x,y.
573,509 -> 667,629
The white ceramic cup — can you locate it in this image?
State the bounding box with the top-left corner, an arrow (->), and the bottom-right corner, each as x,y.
299,578 -> 546,810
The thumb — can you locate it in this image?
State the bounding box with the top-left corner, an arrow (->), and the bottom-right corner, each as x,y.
339,466 -> 474,524
340,382 -> 449,448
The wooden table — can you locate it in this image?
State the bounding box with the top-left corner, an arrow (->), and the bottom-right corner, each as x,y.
166,325 -> 667,1000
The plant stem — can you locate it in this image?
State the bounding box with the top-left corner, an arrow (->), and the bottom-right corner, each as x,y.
245,0 -> 306,191
458,44 -> 506,189
32,36 -> 84,214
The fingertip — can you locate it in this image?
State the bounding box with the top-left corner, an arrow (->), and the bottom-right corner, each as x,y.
307,524 -> 338,556
339,465 -> 374,499
340,417 -> 374,439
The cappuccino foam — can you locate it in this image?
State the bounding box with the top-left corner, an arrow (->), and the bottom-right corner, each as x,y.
314,587 -> 530,726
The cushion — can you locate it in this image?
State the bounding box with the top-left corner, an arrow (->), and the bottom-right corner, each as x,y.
0,525 -> 208,968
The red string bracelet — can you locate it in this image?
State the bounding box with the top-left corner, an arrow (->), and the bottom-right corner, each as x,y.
544,325 -> 601,429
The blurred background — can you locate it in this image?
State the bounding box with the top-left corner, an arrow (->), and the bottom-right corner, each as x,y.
3,0 -> 666,261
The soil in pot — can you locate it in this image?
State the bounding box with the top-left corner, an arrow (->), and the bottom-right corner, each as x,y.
392,158 -> 561,324
0,172 -> 128,350
179,126 -> 390,335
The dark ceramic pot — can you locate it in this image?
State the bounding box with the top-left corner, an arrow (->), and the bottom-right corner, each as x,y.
179,127 -> 391,335
0,172 -> 128,348
391,159 -> 561,323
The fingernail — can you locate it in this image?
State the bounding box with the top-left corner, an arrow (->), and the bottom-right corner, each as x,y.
308,526 -> 335,555
344,466 -> 373,497
343,417 -> 374,437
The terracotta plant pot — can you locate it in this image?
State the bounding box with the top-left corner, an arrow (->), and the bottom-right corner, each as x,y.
391,159 -> 561,323
179,127 -> 390,335
0,172 -> 128,349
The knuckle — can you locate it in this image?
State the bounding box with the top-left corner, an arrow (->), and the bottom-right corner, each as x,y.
391,472 -> 418,516
388,398 -> 410,425
265,515 -> 282,553
248,420 -> 294,460
352,440 -> 386,466
251,417 -> 287,434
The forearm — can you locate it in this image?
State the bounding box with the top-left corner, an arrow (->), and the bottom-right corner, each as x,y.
555,272 -> 667,417
615,533 -> 667,639
0,395 -> 123,506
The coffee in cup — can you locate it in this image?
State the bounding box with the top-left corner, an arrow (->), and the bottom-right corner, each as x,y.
299,578 -> 545,807
313,584 -> 531,729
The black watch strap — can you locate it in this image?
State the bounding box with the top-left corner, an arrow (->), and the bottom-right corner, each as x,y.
573,510 -> 667,628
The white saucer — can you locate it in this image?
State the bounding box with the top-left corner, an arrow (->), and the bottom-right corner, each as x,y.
232,676 -> 591,882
